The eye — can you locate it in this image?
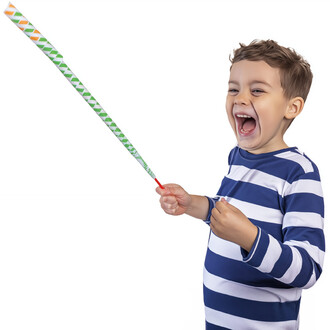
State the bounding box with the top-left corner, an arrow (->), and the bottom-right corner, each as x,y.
252,89 -> 264,95
228,88 -> 239,94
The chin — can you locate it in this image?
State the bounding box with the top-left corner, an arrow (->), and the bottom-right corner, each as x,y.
236,138 -> 262,153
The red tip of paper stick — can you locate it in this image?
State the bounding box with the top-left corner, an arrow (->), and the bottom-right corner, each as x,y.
155,178 -> 165,189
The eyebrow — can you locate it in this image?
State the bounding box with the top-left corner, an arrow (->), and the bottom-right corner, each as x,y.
228,80 -> 272,87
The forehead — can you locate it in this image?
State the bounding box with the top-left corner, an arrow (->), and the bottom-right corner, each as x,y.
229,60 -> 281,87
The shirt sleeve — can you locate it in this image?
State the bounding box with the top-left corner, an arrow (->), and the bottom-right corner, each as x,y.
204,196 -> 219,225
242,169 -> 325,289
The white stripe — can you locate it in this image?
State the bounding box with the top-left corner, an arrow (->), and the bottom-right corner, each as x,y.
208,231 -> 243,261
284,179 -> 323,197
205,306 -> 298,330
209,198 -> 217,209
257,235 -> 282,273
228,198 -> 283,224
226,165 -> 286,193
226,166 -> 322,199
285,240 -> 325,266
276,246 -> 302,284
283,212 -> 324,230
275,150 -> 313,174
203,267 -> 301,303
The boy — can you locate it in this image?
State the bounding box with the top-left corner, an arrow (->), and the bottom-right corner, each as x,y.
156,40 -> 325,329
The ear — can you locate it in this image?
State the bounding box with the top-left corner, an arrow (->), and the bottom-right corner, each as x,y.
285,97 -> 304,120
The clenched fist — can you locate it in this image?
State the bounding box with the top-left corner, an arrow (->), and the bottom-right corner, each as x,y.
211,198 -> 258,252
156,184 -> 192,216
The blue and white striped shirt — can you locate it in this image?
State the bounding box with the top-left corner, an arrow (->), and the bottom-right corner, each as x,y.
204,146 -> 325,330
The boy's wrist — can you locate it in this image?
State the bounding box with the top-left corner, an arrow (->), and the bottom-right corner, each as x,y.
185,195 -> 209,220
239,224 -> 258,252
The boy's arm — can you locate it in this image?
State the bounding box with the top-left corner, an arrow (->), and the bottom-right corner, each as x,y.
241,171 -> 325,289
185,195 -> 210,220
208,166 -> 325,289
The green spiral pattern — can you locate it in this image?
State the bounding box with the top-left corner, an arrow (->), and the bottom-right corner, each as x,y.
5,2 -> 157,180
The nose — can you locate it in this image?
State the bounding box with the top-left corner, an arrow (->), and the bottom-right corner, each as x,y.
234,90 -> 250,106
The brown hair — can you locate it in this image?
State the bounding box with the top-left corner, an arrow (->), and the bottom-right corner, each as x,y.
230,40 -> 313,101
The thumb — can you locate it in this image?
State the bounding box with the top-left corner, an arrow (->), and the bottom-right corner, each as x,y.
156,184 -> 174,196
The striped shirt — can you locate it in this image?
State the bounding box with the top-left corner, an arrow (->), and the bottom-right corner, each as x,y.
204,146 -> 325,330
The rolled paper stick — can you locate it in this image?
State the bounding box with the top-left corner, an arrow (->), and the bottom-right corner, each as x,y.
4,2 -> 164,189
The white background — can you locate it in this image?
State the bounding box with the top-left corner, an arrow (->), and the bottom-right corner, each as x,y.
0,0 -> 329,329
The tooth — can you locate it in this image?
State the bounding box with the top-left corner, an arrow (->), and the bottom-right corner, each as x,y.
236,114 -> 252,118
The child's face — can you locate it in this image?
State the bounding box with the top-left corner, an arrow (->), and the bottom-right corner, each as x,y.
226,60 -> 292,154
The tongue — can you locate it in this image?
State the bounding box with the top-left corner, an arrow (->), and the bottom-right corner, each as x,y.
242,118 -> 256,131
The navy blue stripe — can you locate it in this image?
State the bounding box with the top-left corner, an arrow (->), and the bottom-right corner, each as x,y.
204,285 -> 300,322
205,248 -> 292,289
316,266 -> 322,281
241,227 -> 261,259
244,229 -> 269,267
206,196 -> 218,223
206,321 -> 230,330
284,226 -> 325,251
228,148 -> 307,183
289,246 -> 322,288
236,146 -> 302,160
229,147 -> 323,185
270,245 -> 293,278
285,193 -> 324,217
289,247 -> 313,287
227,147 -> 236,165
297,171 -> 320,181
220,178 -> 281,209
250,219 -> 283,240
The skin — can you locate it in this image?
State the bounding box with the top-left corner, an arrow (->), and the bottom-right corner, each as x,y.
156,60 -> 304,252
227,60 -> 304,154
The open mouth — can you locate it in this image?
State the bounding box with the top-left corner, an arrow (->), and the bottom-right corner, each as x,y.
235,114 -> 257,136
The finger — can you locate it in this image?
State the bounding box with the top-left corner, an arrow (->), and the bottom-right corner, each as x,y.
162,195 -> 177,204
156,185 -> 172,196
160,197 -> 177,210
166,207 -> 178,215
220,198 -> 238,212
163,202 -> 179,214
163,200 -> 178,210
215,200 -> 226,213
160,195 -> 178,210
210,220 -> 214,230
210,219 -> 217,233
164,184 -> 186,197
211,207 -> 220,221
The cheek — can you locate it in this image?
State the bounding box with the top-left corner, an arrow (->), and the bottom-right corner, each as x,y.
258,113 -> 274,130
258,108 -> 283,132
225,98 -> 231,114
226,112 -> 236,132
226,98 -> 235,126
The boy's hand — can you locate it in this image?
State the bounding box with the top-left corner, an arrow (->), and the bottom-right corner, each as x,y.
211,198 -> 258,252
156,184 -> 192,216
